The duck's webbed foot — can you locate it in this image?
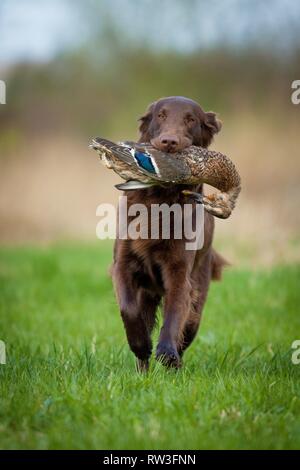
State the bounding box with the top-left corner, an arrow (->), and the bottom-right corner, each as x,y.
182,190 -> 232,219
181,190 -> 203,204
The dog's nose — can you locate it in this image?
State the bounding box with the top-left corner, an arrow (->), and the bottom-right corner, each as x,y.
159,135 -> 179,152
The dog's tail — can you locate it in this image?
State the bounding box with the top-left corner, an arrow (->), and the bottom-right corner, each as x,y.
211,249 -> 230,281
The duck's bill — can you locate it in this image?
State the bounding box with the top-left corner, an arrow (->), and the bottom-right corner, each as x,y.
115,180 -> 155,191
181,190 -> 203,204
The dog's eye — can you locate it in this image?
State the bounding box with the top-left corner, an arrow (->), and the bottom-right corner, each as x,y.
187,116 -> 195,124
158,112 -> 166,120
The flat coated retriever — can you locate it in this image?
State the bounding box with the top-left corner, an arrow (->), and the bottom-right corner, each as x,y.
112,96 -> 226,370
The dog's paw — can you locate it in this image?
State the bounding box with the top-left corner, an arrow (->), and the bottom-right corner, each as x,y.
156,342 -> 181,368
136,358 -> 149,373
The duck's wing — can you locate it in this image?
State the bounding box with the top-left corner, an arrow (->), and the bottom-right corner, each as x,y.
91,138 -> 191,182
90,138 -> 134,165
121,142 -> 192,182
90,138 -> 159,178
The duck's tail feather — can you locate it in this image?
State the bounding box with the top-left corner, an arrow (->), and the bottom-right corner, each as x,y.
90,138 -> 134,165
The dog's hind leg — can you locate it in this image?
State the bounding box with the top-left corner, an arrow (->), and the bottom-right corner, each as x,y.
156,262 -> 192,368
177,252 -> 212,358
177,309 -> 202,358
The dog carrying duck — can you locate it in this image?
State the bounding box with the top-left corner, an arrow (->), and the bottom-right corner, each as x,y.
89,137 -> 241,219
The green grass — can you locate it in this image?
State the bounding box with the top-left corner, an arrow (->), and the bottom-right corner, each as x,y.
0,243 -> 300,450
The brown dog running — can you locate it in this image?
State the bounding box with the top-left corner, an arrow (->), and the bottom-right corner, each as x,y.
112,96 -> 227,370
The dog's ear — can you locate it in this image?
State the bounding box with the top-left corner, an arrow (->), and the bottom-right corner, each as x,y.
138,102 -> 156,142
201,111 -> 222,147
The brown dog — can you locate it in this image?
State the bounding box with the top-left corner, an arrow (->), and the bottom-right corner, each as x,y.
112,96 -> 226,370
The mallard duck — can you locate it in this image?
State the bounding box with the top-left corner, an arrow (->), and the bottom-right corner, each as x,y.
89,138 -> 241,219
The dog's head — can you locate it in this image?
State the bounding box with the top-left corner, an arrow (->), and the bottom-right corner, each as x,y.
138,96 -> 222,152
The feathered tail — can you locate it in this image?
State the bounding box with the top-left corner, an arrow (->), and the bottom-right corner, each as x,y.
211,249 -> 229,281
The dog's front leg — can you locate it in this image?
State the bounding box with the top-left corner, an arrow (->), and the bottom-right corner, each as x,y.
114,266 -> 159,371
156,264 -> 192,368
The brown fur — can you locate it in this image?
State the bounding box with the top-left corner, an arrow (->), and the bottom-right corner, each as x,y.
112,96 -> 226,369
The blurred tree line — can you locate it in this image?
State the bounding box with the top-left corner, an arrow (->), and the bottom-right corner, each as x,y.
2,48 -> 299,139
0,0 -> 299,143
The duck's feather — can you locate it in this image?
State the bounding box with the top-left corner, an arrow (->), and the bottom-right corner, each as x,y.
115,180 -> 155,191
91,137 -> 191,182
91,138 -> 135,166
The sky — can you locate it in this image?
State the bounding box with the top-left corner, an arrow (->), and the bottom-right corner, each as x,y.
0,0 -> 86,64
0,0 -> 299,65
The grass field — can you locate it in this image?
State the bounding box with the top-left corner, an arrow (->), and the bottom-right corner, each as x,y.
0,243 -> 300,450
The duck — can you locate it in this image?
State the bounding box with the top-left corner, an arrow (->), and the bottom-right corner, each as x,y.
89,137 -> 241,219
